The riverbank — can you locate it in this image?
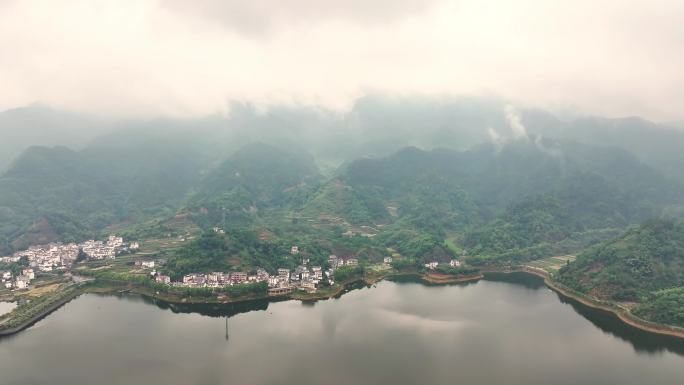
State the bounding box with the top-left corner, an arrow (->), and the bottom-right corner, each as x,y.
87,269 -> 480,304
422,272 -> 484,284
509,267 -> 684,341
0,286 -> 83,336
0,269 -> 474,336
4,267 -> 684,341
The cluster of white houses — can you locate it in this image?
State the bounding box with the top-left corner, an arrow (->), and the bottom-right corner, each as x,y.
151,247 -> 362,295
425,259 -> 462,270
1,268 -> 35,290
0,236 -> 139,273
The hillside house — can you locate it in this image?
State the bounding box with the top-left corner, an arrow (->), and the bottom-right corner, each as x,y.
22,268 -> 35,280
15,275 -> 30,289
156,275 -> 171,284
346,258 -> 358,266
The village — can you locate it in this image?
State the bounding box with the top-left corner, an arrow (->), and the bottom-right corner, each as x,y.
0,235 -> 139,290
146,246 -> 361,296
3,235 -> 465,297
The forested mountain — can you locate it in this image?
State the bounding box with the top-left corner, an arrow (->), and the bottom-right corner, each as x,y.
6,97 -> 684,179
1,131 -> 682,263
3,93 -> 684,275
523,113 -> 684,182
296,138 -> 683,262
186,143 -> 321,226
3,106 -> 684,333
558,219 -> 684,327
0,105 -> 111,171
0,140 -> 209,253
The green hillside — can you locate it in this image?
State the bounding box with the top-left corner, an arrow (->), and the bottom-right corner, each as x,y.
0,141 -> 207,253
558,219 -> 684,327
305,139 -> 683,262
187,142 -> 321,227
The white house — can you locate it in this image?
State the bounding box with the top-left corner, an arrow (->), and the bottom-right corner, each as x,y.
450,259 -> 461,267
290,246 -> 300,255
155,275 -> 171,284
141,260 -> 155,269
383,256 -> 393,264
107,235 -> 124,247
277,268 -> 290,282
346,258 -> 358,266
15,275 -> 30,289
425,261 -> 439,270
22,268 -> 35,280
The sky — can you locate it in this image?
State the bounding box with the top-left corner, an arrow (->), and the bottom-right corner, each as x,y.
0,0 -> 683,121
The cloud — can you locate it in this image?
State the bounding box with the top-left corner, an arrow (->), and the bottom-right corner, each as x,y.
371,309 -> 470,334
0,0 -> 683,120
161,0 -> 444,36
504,104 -> 528,139
487,127 -> 505,152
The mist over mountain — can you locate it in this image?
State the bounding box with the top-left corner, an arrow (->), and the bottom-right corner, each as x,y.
0,105 -> 112,171
4,2 -> 684,382
6,95 -> 684,177
2,96 -> 684,254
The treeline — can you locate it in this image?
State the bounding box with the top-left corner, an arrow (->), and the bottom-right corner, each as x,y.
432,265 -> 480,276
333,266 -> 364,283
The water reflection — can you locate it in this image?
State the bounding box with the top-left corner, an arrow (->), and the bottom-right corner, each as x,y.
486,272 -> 684,356
2,274 -> 684,385
557,294 -> 684,356
105,273 -> 684,358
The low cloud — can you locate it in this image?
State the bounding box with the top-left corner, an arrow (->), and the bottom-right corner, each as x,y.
161,0 -> 443,36
1,0 -> 683,120
504,104 -> 528,139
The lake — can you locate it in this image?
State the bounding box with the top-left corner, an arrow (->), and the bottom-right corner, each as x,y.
1,273 -> 684,385
0,301 -> 16,316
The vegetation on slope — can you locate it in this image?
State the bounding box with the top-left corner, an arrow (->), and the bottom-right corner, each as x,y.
558,219 -> 684,326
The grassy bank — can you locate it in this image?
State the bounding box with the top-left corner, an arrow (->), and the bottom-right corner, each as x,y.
0,284 -> 84,336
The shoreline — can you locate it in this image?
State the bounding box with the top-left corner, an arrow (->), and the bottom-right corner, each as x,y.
511,267 -> 684,341
421,272 -> 484,284
0,270 -> 476,336
2,268 -> 684,341
0,288 -> 82,337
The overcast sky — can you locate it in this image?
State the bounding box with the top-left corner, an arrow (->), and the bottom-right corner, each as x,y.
1,0 -> 683,121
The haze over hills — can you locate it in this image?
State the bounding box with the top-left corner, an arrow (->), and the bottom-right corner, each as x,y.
4,1 -> 684,382
0,140 -> 209,252
2,103 -> 684,262
3,99 -> 684,322
0,105 -> 112,171
6,95 -> 684,178
4,98 -> 684,329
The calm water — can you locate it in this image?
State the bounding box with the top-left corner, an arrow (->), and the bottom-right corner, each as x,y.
0,301 -> 16,316
1,273 -> 684,385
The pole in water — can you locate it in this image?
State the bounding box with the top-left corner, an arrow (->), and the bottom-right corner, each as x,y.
225,317 -> 229,341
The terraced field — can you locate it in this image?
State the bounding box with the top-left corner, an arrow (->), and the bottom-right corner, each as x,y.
525,255 -> 576,275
